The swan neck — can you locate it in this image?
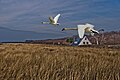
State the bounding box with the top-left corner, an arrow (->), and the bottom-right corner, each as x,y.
64,28 -> 78,30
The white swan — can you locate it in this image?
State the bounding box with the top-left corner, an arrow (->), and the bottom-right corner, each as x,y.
42,14 -> 61,26
62,23 -> 99,38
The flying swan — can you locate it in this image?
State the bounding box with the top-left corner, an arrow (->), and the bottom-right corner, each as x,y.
42,14 -> 61,26
62,23 -> 99,38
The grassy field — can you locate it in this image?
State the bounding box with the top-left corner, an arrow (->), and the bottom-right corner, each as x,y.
0,43 -> 120,80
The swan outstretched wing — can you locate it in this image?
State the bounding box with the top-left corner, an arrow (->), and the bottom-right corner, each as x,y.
54,14 -> 60,23
85,23 -> 94,28
77,25 -> 87,38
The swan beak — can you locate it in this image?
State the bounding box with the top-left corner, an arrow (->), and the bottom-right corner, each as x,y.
62,28 -> 65,31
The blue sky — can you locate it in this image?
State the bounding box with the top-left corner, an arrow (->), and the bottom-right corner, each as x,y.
0,0 -> 120,40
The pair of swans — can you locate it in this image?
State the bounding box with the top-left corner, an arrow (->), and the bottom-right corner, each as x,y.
42,14 -> 99,38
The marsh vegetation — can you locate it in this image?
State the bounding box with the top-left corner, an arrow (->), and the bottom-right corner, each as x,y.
0,43 -> 120,80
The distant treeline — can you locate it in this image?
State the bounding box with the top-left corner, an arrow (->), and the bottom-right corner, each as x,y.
24,31 -> 120,45
89,31 -> 120,45
2,31 -> 120,46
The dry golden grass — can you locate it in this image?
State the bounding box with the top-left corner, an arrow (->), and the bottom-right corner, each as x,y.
0,43 -> 120,80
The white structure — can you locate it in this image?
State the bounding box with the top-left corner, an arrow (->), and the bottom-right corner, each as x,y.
72,36 -> 92,46
79,36 -> 92,45
42,14 -> 61,26
62,23 -> 99,38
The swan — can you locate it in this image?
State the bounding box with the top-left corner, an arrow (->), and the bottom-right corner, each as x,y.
62,23 -> 99,38
42,14 -> 61,26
